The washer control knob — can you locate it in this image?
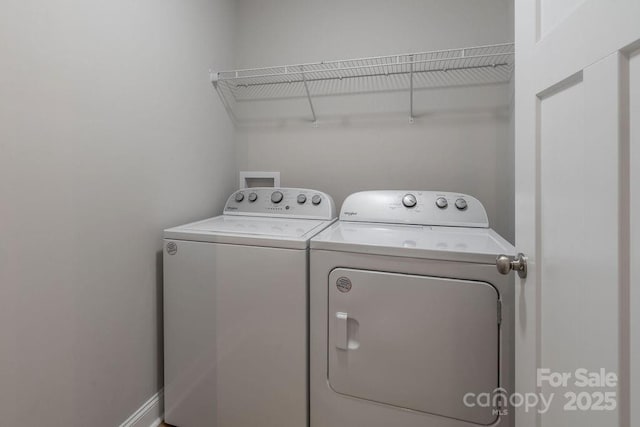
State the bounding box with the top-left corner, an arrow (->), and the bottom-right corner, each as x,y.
455,198 -> 468,210
297,194 -> 307,204
235,192 -> 244,202
402,193 -> 417,208
435,197 -> 448,209
271,191 -> 284,204
311,195 -> 322,205
248,192 -> 258,202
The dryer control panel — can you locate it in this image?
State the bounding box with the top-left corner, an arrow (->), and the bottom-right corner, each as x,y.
339,190 -> 488,228
224,187 -> 336,220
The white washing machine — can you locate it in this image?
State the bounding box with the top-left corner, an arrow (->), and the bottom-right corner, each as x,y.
163,187 -> 336,427
310,190 -> 515,427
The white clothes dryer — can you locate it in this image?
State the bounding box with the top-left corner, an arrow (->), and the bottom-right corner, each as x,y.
310,190 -> 515,427
164,188 -> 336,427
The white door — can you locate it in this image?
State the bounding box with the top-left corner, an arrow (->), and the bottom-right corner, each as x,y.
515,1 -> 639,426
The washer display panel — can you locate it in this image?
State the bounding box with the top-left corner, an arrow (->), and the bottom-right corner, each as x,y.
328,268 -> 500,425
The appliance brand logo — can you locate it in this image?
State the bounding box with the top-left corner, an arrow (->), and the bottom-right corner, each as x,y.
166,241 -> 178,255
343,211 -> 358,216
226,206 -> 238,211
336,277 -> 352,293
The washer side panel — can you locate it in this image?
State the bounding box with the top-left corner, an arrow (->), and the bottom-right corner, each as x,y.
164,240 -> 308,427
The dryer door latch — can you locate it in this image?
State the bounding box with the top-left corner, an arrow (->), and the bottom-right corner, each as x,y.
496,253 -> 528,279
335,312 -> 349,350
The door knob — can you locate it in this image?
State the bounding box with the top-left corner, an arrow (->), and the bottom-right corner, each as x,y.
496,253 -> 528,279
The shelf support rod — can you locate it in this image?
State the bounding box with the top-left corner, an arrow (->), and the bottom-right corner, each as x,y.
409,55 -> 415,124
300,65 -> 318,126
210,70 -> 239,126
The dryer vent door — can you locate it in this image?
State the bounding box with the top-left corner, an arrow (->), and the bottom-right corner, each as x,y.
328,268 -> 500,425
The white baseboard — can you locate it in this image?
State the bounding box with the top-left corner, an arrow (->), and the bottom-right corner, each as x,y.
119,389 -> 164,427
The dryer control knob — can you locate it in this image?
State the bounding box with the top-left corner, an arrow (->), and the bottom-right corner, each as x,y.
248,192 -> 258,202
455,198 -> 468,210
435,197 -> 448,209
297,194 -> 307,204
271,191 -> 284,204
312,195 -> 322,205
235,192 -> 245,202
402,194 -> 417,208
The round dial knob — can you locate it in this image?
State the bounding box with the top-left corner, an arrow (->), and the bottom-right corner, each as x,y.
271,191 -> 284,204
402,193 -> 417,208
297,194 -> 307,204
248,192 -> 258,202
455,198 -> 468,210
435,197 -> 448,209
311,195 -> 322,205
235,192 -> 244,202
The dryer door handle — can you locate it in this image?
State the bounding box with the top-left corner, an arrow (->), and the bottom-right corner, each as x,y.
334,312 -> 349,350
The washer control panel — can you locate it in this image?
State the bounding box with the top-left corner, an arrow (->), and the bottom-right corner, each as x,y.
224,187 -> 336,220
340,191 -> 488,228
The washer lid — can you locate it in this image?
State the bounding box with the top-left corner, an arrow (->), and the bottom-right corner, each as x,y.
165,215 -> 335,249
310,221 -> 515,264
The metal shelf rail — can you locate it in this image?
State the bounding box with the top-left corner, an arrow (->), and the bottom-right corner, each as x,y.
211,43 -> 514,125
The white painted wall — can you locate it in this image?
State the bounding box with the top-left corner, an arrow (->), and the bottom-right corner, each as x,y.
234,0 -> 515,241
0,1 -> 236,426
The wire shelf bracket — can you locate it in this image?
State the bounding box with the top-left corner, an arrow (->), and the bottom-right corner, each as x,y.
409,54 -> 415,124
300,65 -> 318,126
211,43 -> 514,126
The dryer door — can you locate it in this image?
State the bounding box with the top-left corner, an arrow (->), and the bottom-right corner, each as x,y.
328,268 -> 500,425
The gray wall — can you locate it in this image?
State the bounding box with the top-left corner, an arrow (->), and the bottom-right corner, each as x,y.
0,1 -> 237,426
0,2 -> 515,426
234,0 -> 515,241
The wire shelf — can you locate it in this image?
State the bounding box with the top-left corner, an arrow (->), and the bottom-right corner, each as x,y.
211,43 -> 514,125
